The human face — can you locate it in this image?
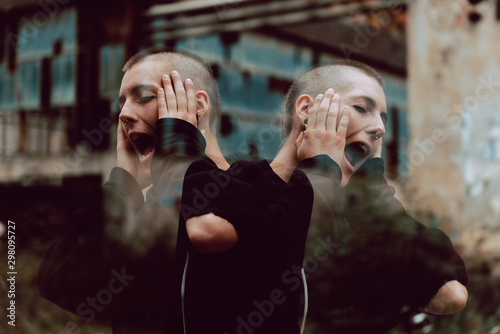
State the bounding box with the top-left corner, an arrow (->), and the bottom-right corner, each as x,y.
118,59 -> 164,178
336,71 -> 387,187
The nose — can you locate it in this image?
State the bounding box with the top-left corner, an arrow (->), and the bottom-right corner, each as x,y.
366,116 -> 386,140
118,100 -> 138,126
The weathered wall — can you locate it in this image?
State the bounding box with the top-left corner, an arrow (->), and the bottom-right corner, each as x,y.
407,0 -> 500,254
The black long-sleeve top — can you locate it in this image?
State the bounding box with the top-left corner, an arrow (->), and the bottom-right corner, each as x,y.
167,156 -> 314,334
304,157 -> 468,333
37,118 -> 206,333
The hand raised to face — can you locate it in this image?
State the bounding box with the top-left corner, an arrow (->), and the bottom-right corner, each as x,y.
296,88 -> 351,166
158,71 -> 198,127
116,121 -> 152,189
371,135 -> 383,159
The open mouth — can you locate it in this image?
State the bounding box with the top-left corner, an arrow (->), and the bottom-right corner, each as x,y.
130,132 -> 155,159
344,142 -> 371,168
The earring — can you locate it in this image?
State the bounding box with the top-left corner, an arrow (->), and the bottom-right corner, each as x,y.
302,117 -> 308,128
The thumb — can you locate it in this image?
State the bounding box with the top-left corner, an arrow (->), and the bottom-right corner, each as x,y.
117,121 -> 124,142
295,131 -> 305,149
117,122 -> 128,150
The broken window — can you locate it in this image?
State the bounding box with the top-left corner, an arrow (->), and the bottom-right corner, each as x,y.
50,54 -> 76,107
99,44 -> 125,103
0,7 -> 78,157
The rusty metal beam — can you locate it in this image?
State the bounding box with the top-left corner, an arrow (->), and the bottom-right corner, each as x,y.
147,0 -> 408,42
145,0 -> 255,17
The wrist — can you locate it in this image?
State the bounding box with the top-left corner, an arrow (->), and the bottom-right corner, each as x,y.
107,167 -> 144,210
328,152 -> 344,167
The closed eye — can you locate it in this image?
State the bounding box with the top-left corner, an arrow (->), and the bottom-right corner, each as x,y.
137,96 -> 156,104
354,105 -> 366,113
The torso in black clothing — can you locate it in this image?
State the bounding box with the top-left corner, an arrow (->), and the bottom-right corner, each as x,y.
38,119 -> 207,334
167,157 -> 313,334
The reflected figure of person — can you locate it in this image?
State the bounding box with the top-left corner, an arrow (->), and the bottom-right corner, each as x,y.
37,47 -> 229,333
279,60 -> 468,333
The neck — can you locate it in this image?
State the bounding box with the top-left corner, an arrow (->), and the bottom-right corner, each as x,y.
270,130 -> 300,183
203,128 -> 230,170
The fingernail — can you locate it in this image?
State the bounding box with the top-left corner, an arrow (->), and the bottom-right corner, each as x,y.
186,78 -> 192,84
162,74 -> 168,80
158,88 -> 164,93
333,93 -> 340,99
326,88 -> 334,94
172,70 -> 179,75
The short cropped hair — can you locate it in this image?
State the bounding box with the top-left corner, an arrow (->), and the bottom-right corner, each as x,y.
280,59 -> 385,139
123,46 -> 221,131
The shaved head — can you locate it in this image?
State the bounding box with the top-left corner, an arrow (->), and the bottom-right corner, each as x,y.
281,59 -> 385,139
123,46 -> 221,131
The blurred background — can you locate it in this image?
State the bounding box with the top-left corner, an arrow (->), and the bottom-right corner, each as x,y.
0,0 -> 499,333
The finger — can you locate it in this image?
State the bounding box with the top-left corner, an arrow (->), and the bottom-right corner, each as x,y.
308,94 -> 323,130
117,122 -> 132,156
185,78 -> 196,115
117,121 -> 131,147
326,92 -> 340,132
336,106 -> 351,140
116,122 -> 127,164
158,87 -> 168,119
172,70 -> 187,114
117,121 -> 125,144
295,130 -> 305,149
372,136 -> 383,158
163,74 -> 177,113
318,88 -> 334,130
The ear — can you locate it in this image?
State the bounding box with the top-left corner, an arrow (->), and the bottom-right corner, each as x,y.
195,90 -> 210,119
295,94 -> 312,124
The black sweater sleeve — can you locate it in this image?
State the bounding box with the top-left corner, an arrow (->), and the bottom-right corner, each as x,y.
37,167 -> 148,320
308,158 -> 468,334
337,158 -> 468,305
178,158 -> 266,245
298,154 -> 343,187
179,157 -> 314,254
343,158 -> 467,284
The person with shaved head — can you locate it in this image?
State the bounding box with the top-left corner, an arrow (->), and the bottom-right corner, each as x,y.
38,47 -> 230,333
118,47 -> 228,188
185,58 -> 468,333
277,60 -> 468,333
277,59 -> 386,187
